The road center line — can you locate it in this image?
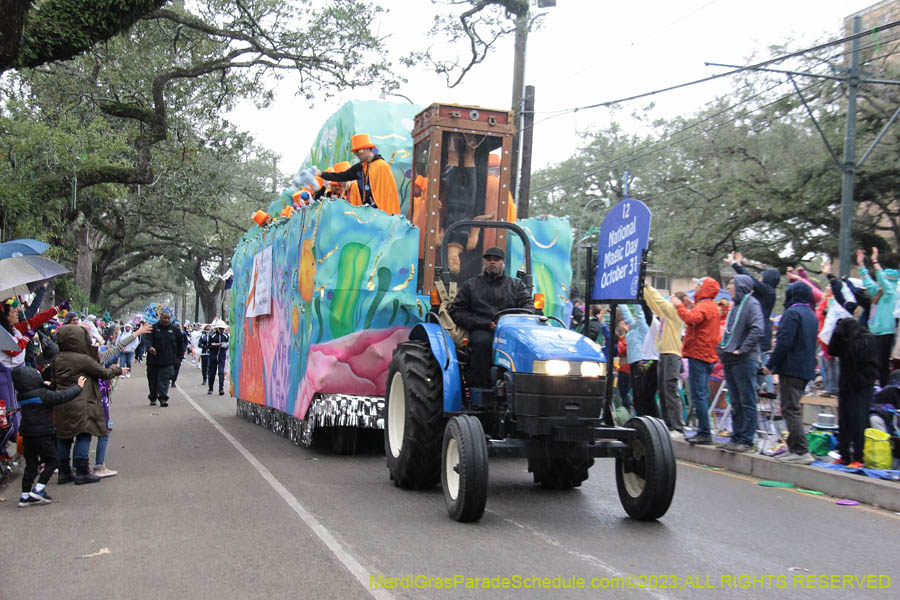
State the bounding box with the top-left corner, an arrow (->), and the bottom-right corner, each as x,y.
176,387 -> 392,600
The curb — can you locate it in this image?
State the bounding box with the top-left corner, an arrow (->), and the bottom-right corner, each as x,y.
673,439 -> 900,512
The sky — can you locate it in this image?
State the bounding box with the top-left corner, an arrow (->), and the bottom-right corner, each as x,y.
229,0 -> 888,181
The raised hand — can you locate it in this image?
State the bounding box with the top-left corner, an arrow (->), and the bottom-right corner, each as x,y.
871,246 -> 879,263
734,251 -> 743,265
856,249 -> 865,266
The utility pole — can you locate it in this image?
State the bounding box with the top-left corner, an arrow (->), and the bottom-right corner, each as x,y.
508,8 -> 528,204
707,16 -> 900,277
518,85 -> 535,218
838,16 -> 861,277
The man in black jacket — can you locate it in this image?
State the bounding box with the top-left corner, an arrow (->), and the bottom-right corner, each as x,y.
11,365 -> 84,506
449,246 -> 532,387
763,282 -> 818,464
146,310 -> 180,407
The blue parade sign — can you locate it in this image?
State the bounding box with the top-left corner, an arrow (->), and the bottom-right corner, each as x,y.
591,198 -> 652,302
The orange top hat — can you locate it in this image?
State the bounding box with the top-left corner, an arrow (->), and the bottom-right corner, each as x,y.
488,153 -> 501,167
414,175 -> 427,194
280,206 -> 294,218
350,133 -> 376,152
333,161 -> 351,172
252,210 -> 270,226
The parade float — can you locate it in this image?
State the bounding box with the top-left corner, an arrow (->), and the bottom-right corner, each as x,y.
229,100 -> 575,452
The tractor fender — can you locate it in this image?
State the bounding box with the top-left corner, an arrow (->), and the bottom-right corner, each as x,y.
410,323 -> 463,413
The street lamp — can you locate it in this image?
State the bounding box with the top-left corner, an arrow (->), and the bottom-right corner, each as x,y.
573,197 -> 604,297
379,91 -> 414,104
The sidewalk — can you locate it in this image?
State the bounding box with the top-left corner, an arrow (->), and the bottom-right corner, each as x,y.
673,439 -> 900,512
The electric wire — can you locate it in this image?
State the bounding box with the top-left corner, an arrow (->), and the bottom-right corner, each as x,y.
529,77 -> 831,196
555,20 -> 900,115
517,32 -> 900,140
523,32 -> 900,192
526,26 -> 900,128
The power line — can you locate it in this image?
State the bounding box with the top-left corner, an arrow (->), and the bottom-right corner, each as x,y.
531,76 -> 827,194
525,36 -> 900,187
539,21 -> 900,118
519,31 -> 900,138
529,77 -> 831,196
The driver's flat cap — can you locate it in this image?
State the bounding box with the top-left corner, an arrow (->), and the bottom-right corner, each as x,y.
483,246 -> 505,259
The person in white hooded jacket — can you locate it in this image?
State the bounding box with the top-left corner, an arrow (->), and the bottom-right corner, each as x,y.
116,323 -> 140,376
207,319 -> 229,396
83,314 -> 106,345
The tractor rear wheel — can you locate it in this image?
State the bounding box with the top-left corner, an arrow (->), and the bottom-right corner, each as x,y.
384,341 -> 444,489
442,415 -> 489,522
615,416 -> 676,520
528,455 -> 594,489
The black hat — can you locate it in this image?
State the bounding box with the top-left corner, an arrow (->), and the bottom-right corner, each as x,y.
483,246 -> 505,260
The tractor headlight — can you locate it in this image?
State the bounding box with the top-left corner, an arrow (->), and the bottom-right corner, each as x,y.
580,361 -> 604,377
534,359 -> 571,376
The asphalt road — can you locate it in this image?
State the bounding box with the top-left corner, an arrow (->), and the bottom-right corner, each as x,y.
2,361 -> 898,600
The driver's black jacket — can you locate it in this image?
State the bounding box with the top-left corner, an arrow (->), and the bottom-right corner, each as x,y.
449,271 -> 532,332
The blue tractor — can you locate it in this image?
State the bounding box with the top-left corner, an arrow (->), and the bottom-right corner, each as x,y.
384,221 -> 676,522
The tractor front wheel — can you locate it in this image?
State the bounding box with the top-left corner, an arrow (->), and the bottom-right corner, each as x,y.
442,415 -> 489,522
615,416 -> 676,520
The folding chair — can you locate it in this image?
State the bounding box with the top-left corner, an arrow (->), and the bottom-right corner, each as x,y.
708,377 -> 731,436
756,390 -> 785,455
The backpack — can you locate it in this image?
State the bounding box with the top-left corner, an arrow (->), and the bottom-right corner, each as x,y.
434,280 -> 468,346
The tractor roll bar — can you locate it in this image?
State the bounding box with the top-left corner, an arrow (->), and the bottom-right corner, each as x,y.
439,220 -> 533,291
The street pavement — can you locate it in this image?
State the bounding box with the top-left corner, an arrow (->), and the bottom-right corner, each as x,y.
2,360 -> 898,599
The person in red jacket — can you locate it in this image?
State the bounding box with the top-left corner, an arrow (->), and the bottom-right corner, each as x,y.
1,297 -> 69,370
671,277 -> 722,444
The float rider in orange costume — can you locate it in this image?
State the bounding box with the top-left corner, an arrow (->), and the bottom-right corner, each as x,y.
319,134 -> 399,215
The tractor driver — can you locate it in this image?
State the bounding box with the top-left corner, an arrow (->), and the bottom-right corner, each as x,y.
449,246 -> 532,387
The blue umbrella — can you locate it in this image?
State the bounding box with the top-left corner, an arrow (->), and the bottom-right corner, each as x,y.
0,238 -> 50,259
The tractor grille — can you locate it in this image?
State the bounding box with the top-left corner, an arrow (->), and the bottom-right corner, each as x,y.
508,373 -> 605,435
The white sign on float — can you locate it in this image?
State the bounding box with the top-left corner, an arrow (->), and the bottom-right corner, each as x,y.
246,245 -> 273,318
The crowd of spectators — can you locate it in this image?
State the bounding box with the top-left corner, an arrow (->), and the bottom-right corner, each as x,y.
576,248 -> 899,468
